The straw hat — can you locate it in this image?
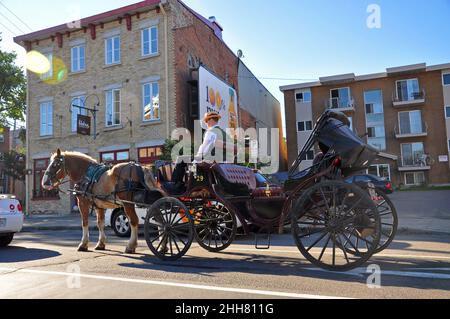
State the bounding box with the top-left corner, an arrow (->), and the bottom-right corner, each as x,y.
203,111 -> 221,123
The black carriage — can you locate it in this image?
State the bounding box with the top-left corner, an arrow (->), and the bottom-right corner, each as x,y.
140,110 -> 395,271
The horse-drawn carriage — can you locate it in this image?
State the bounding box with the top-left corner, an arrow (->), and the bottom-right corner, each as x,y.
43,110 -> 397,272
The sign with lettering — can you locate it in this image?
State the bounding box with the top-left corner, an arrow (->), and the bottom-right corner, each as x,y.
77,114 -> 91,136
199,66 -> 238,131
438,155 -> 448,163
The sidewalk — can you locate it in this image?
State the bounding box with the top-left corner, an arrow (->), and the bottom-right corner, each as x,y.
22,214 -> 98,232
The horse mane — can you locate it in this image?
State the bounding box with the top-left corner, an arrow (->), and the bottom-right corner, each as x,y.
52,151 -> 98,164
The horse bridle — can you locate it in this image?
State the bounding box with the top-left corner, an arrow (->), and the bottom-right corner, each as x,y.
45,154 -> 69,189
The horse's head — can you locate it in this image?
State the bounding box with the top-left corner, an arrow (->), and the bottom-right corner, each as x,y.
42,149 -> 66,190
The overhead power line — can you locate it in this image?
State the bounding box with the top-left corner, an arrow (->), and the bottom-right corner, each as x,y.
0,19 -> 18,36
0,10 -> 26,34
0,1 -> 33,32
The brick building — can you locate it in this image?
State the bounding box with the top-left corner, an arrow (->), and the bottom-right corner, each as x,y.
281,63 -> 450,187
14,0 -> 284,214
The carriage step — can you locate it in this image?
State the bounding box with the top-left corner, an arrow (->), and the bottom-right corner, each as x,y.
254,230 -> 271,250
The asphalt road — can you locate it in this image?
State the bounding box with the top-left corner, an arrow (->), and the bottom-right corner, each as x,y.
1,229 -> 450,299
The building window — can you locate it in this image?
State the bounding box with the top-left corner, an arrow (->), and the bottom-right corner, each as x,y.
300,149 -> 314,161
40,101 -> 53,136
401,142 -> 425,167
33,159 -> 59,200
445,106 -> 450,118
0,134 -> 4,143
142,82 -> 160,122
448,140 -> 450,151
105,89 -> 121,127
142,26 -> 158,56
443,73 -> 450,86
105,36 -> 120,65
364,90 -> 386,151
398,110 -> 423,135
330,87 -> 351,109
100,150 -> 129,164
368,164 -> 391,180
40,53 -> 53,80
404,172 -> 425,186
138,146 -> 163,164
71,45 -> 85,72
297,121 -> 312,132
396,78 -> 421,102
295,90 -> 311,103
71,96 -> 87,132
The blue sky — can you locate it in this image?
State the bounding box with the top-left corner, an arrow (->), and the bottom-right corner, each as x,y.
1,0 -> 449,131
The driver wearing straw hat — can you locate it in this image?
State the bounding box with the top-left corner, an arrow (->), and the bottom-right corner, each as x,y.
169,112 -> 225,192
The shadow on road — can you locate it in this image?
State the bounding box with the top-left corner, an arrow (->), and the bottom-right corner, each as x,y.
0,246 -> 61,263
117,248 -> 450,292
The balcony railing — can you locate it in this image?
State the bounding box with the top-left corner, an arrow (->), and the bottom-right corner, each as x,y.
393,89 -> 426,107
326,97 -> 355,111
394,122 -> 428,138
398,154 -> 432,171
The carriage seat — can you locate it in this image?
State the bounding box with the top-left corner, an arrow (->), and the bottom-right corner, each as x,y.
214,164 -> 257,193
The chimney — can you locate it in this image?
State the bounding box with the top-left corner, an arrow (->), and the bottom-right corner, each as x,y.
208,16 -> 223,39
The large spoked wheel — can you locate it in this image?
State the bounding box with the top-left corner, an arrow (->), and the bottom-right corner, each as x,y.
291,181 -> 381,272
193,200 -> 237,252
352,190 -> 398,255
144,197 -> 194,261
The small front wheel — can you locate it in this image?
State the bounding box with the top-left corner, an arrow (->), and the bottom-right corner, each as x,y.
144,198 -> 194,261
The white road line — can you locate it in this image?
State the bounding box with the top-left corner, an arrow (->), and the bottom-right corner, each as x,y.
228,247 -> 450,261
0,267 -> 351,299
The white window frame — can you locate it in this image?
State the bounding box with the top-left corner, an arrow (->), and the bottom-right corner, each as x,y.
105,36 -> 121,65
40,53 -> 53,80
71,45 -> 86,73
71,96 -> 87,132
105,89 -> 121,127
142,82 -> 160,122
443,72 -> 450,86
39,101 -> 53,136
297,120 -> 313,132
398,110 -> 423,135
295,90 -> 311,103
400,142 -> 425,166
141,26 -> 158,57
404,172 -> 425,186
369,164 -> 391,181
445,106 -> 450,119
395,78 -> 420,101
330,87 -> 351,108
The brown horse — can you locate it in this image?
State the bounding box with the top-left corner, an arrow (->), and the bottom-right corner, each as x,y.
41,149 -> 164,253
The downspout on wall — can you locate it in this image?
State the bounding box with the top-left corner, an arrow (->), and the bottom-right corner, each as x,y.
159,0 -> 170,138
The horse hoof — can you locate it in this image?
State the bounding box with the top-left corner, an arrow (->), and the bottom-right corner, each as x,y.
95,244 -> 106,251
77,245 -> 89,252
125,248 -> 136,254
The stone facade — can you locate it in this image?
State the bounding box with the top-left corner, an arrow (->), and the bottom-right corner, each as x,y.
15,0 -> 281,214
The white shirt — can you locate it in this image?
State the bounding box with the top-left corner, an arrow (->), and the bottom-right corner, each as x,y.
196,125 -> 219,159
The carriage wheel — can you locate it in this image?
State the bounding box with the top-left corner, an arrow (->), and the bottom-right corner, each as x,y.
193,200 -> 237,253
344,190 -> 397,255
144,197 -> 194,261
291,181 -> 381,271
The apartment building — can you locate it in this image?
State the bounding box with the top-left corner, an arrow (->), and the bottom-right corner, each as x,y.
281,63 -> 450,187
14,0 -> 283,214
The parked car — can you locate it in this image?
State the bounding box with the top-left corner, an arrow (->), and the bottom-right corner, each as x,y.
105,207 -> 147,238
0,194 -> 24,247
345,174 -> 394,194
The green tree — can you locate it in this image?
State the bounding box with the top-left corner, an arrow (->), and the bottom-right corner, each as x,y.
0,35 -> 26,127
2,150 -> 26,181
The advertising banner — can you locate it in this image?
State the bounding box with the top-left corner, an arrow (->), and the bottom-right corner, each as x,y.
199,66 -> 238,131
